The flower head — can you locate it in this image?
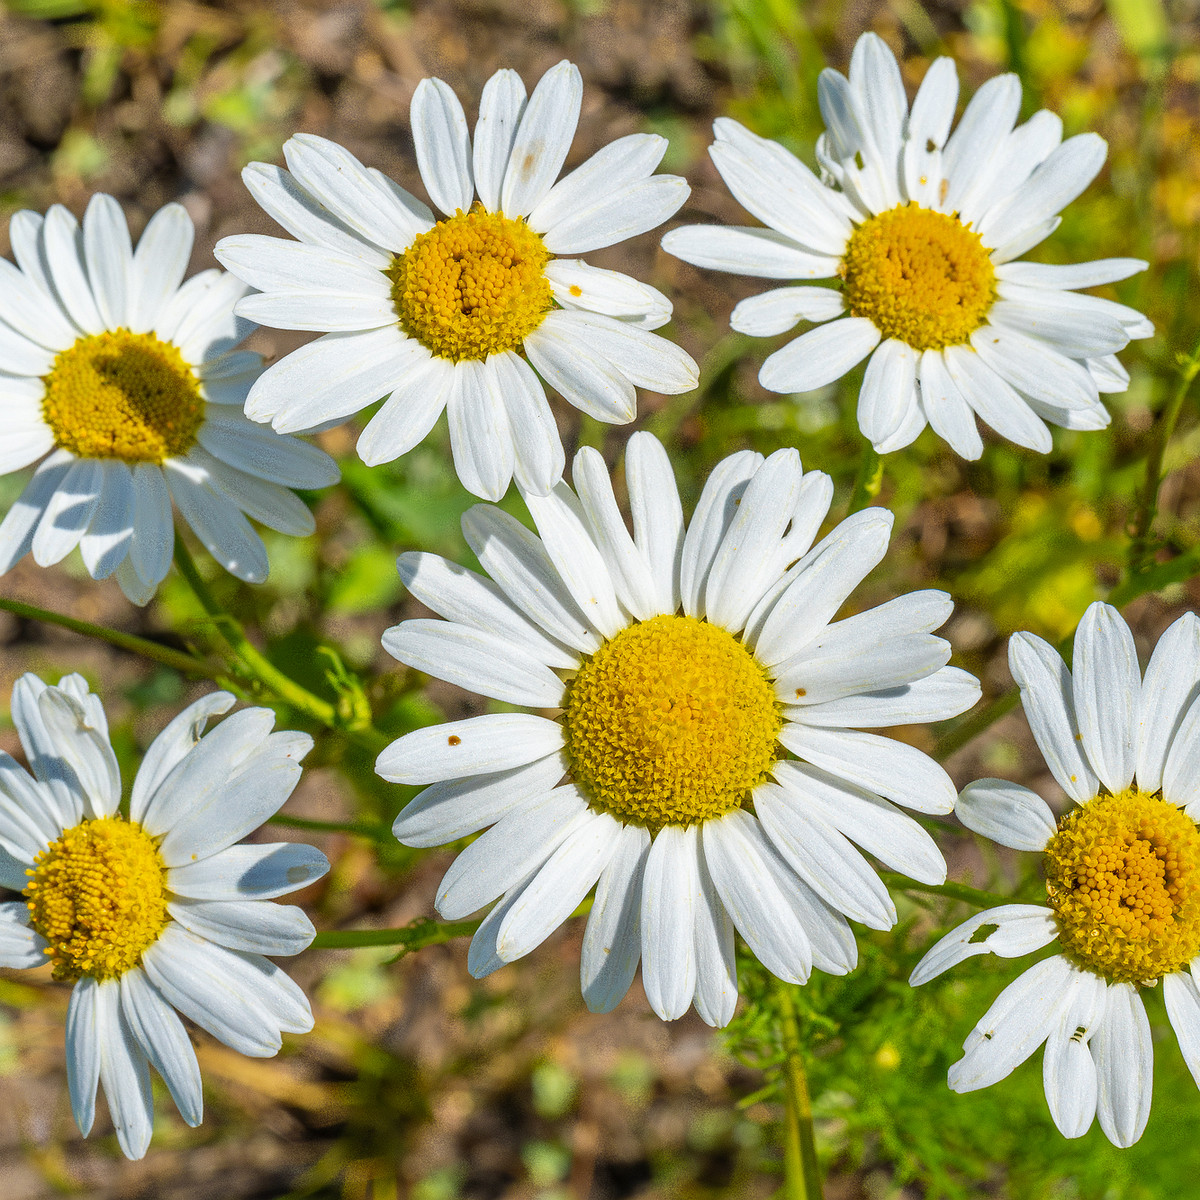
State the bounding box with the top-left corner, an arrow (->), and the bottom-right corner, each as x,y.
216,60 -> 699,500
377,432 -> 979,1025
0,674 -> 328,1159
663,33 -> 1152,458
912,602 -> 1200,1146
0,195 -> 339,604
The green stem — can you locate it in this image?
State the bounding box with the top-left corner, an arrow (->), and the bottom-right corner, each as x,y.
646,332 -> 758,443
933,688 -> 1022,762
310,916 -> 480,952
777,984 -> 823,1200
267,813 -> 395,843
1128,337 -> 1200,578
879,871 -> 1009,910
173,538 -> 389,753
846,442 -> 882,515
0,595 -> 223,680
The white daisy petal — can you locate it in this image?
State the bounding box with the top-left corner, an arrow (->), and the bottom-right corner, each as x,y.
909,905 -> 1057,986
383,618 -> 564,707
0,425 -> 55,477
792,664 -> 980,728
858,339 -> 918,449
848,33 -> 906,165
523,481 -> 627,639
78,460 -> 134,580
127,203 -> 195,333
662,225 -> 840,280
731,286 -> 844,337
626,431 -> 684,613
774,761 -> 946,884
978,133 -> 1107,251
495,811 -> 623,962
640,824 -> 700,1021
411,77 -> 474,217
1043,969 -> 1106,1140
42,204 -> 105,334
472,68 -> 527,213
941,74 -> 1022,213
119,969 -> 203,1128
702,810 -> 812,984
66,976 -> 101,1136
1138,612 -> 1200,795
546,260 -> 672,330
396,551 -> 577,669
239,163 -> 391,266
996,258 -> 1147,290
32,456 -> 103,567
955,779 -> 1057,850
942,343 -> 1053,454
753,507 -> 893,667
969,325 -> 1098,411
141,926 -> 300,1057
756,780 -> 896,929
282,133 -> 434,249
435,786 -> 589,920
1008,631 -> 1099,804
0,902 -> 49,969
0,252 -> 78,350
95,978 -> 154,1161
1072,602 -> 1139,793
392,752 -> 569,848
759,317 -> 881,395
376,713 -> 565,785
679,449 -> 762,620
198,410 -> 338,490
918,349 -> 983,460
581,823 -> 651,1014
461,504 -> 600,653
1163,971 -> 1200,1092
10,670 -> 86,828
355,353 -> 453,466
0,451 -> 73,574
82,194 -> 132,329
166,897 -> 315,957
573,445 -> 659,620
128,463 -> 174,589
957,109 -> 1063,228
8,209 -> 58,299
948,955 -> 1072,1093
523,319 -> 637,423
446,359 -> 515,502
214,235 -> 391,300
37,686 -> 121,819
778,723 -> 957,815
487,351 -> 564,497
692,849 -> 738,1028
1161,695 -> 1200,812
540,309 -> 697,394
500,60 -> 582,218
902,57 -> 958,206
1093,983 -> 1152,1148
536,146 -> 687,254
234,288 -> 394,333
167,840 -> 330,900
164,459 -> 269,585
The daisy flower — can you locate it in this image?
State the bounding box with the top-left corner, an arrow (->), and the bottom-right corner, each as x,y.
376,432 -> 980,1025
215,60 -> 699,501
0,673 -> 328,1159
911,602 -> 1200,1146
0,195 -> 340,605
662,33 -> 1152,459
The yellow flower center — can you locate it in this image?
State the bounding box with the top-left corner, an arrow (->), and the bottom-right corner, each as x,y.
1044,789 -> 1200,985
25,816 -> 170,982
562,614 -> 782,831
41,329 -> 205,464
388,207 -> 553,362
840,203 -> 996,351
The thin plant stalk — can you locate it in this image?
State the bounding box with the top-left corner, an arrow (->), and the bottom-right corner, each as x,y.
778,983 -> 823,1200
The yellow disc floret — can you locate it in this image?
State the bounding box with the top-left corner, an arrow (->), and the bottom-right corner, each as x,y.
562,614 -> 782,830
25,816 -> 170,982
840,203 -> 996,351
1044,788 -> 1200,985
388,207 -> 553,361
42,329 -> 205,463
